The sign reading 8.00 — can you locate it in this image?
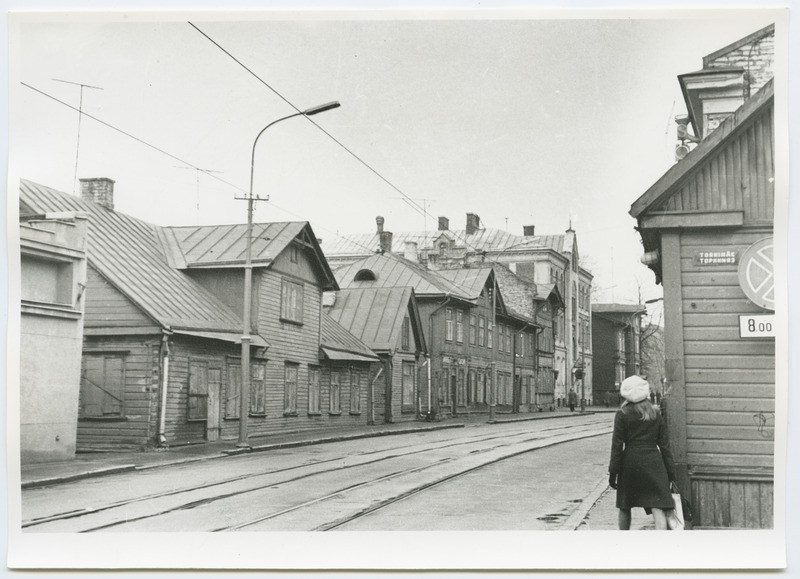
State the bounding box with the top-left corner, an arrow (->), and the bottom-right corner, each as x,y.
737,237 -> 774,311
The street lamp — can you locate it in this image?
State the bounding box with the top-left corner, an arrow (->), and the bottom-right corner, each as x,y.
237,101 -> 341,448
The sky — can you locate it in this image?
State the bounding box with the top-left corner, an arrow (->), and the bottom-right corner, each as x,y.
8,10 -> 784,312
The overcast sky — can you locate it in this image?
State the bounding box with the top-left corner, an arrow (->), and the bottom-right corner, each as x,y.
8,10 -> 783,308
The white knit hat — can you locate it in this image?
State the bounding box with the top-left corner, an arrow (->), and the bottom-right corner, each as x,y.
620,375 -> 650,403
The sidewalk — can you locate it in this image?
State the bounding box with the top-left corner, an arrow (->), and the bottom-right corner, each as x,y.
21,406 -> 611,488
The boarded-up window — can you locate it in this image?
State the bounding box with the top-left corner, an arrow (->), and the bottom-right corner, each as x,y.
281,279 -> 304,323
308,366 -> 321,414
226,361 -> 241,419
350,370 -> 361,414
330,371 -> 341,413
188,361 -> 209,421
250,362 -> 266,415
284,363 -> 298,415
402,362 -> 415,411
80,354 -> 125,417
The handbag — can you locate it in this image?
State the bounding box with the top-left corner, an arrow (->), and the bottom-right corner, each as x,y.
667,482 -> 692,530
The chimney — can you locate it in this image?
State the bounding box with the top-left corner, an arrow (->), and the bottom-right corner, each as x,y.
466,213 -> 481,235
379,230 -> 393,254
404,241 -> 418,262
438,216 -> 449,231
523,225 -> 535,237
80,178 -> 115,210
376,215 -> 384,234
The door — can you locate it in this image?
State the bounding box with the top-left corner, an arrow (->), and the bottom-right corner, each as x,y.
207,368 -> 221,441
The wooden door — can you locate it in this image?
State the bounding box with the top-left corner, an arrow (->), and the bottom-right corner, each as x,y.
207,368 -> 221,441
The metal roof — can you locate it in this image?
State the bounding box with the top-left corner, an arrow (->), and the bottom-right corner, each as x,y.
321,227 -> 568,258
333,253 -> 473,300
325,287 -> 414,352
436,267 -> 494,300
592,303 -> 647,314
19,180 -> 246,334
319,312 -> 379,361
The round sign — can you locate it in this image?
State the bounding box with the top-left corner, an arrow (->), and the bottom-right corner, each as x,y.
737,237 -> 774,311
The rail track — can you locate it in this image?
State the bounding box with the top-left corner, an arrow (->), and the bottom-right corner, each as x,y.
22,416 -> 612,533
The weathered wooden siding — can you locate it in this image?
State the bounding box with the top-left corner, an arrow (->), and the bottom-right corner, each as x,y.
677,227 -> 775,527
78,336 -> 160,450
659,104 -> 774,224
84,266 -> 155,328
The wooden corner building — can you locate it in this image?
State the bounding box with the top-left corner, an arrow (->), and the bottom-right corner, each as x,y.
630,25 -> 776,529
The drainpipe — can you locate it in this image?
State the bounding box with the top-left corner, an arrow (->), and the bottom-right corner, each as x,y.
425,355 -> 432,415
158,333 -> 171,447
428,296 -> 452,418
369,367 -> 384,426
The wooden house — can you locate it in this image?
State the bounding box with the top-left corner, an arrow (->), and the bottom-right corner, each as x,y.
333,253 -> 539,418
324,287 -> 427,423
629,25 -> 776,528
20,178 -> 377,451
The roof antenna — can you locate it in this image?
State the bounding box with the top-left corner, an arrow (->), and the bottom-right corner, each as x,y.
174,166 -> 224,223
53,78 -> 103,195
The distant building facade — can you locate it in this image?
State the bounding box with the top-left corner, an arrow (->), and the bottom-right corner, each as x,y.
591,304 -> 646,407
322,214 -> 593,406
19,210 -> 88,463
629,25 -> 776,529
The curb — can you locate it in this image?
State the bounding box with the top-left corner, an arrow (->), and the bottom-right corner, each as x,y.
21,464 -> 136,489
564,475 -> 611,530
490,411 -> 596,425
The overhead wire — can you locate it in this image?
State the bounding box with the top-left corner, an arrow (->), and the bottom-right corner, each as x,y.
186,22 -> 570,283
21,81 -> 380,256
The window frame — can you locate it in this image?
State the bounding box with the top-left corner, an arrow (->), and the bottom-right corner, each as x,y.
330,369 -> 342,415
350,368 -> 362,415
308,365 -> 321,415
79,352 -> 127,420
445,308 -> 454,342
283,362 -> 299,416
456,310 -> 464,344
280,278 -> 305,325
188,359 -> 209,422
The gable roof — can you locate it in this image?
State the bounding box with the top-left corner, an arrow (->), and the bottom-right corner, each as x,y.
436,267 -> 495,301
19,180 -> 245,334
319,312 -> 379,362
159,221 -> 338,290
333,253 -> 474,301
325,287 -> 425,354
629,79 -> 774,220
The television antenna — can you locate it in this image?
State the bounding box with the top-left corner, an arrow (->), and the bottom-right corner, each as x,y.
174,166 -> 224,219
53,78 -> 103,194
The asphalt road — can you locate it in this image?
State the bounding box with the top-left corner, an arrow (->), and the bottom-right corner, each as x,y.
22,413 -> 613,532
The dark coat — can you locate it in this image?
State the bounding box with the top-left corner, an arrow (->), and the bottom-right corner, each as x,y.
609,404 -> 675,511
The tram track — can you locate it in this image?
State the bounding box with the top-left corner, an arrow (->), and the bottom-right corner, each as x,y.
23,418 -> 611,532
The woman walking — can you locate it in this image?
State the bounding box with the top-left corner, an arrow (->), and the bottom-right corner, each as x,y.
608,375 -> 676,530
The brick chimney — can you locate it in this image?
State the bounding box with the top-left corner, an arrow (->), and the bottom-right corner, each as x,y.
438,216 -> 449,231
379,231 -> 393,254
523,225 -> 535,237
376,215 -> 384,234
466,213 -> 481,235
80,178 -> 115,210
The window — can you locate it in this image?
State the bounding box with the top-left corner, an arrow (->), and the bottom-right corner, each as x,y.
350,369 -> 362,414
354,269 -> 377,281
284,363 -> 298,415
289,244 -> 299,263
469,315 -> 476,345
402,362 -> 415,411
80,354 -> 125,418
330,370 -> 342,413
467,369 -> 476,404
401,316 -> 410,351
439,242 -> 447,256
445,308 -> 454,342
478,316 -> 486,347
308,366 -> 321,414
249,362 -> 267,415
487,320 -> 493,349
457,368 -> 466,406
456,310 -> 464,343
440,369 -> 450,404
281,279 -> 304,323
188,361 -> 209,421
477,371 -> 486,403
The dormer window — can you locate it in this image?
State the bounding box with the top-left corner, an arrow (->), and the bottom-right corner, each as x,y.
354,269 -> 377,281
439,242 -> 447,256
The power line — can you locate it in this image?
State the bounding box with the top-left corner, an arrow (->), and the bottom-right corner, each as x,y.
22,82 -> 380,256
187,22 -> 429,222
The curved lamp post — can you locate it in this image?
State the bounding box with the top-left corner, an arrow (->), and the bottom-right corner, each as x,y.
238,101 -> 341,448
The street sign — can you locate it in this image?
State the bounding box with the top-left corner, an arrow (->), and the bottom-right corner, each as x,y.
737,237 -> 774,310
694,250 -> 738,266
739,314 -> 775,338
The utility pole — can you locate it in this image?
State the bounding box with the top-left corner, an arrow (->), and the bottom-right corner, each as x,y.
53,78 -> 103,194
489,274 -> 497,421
